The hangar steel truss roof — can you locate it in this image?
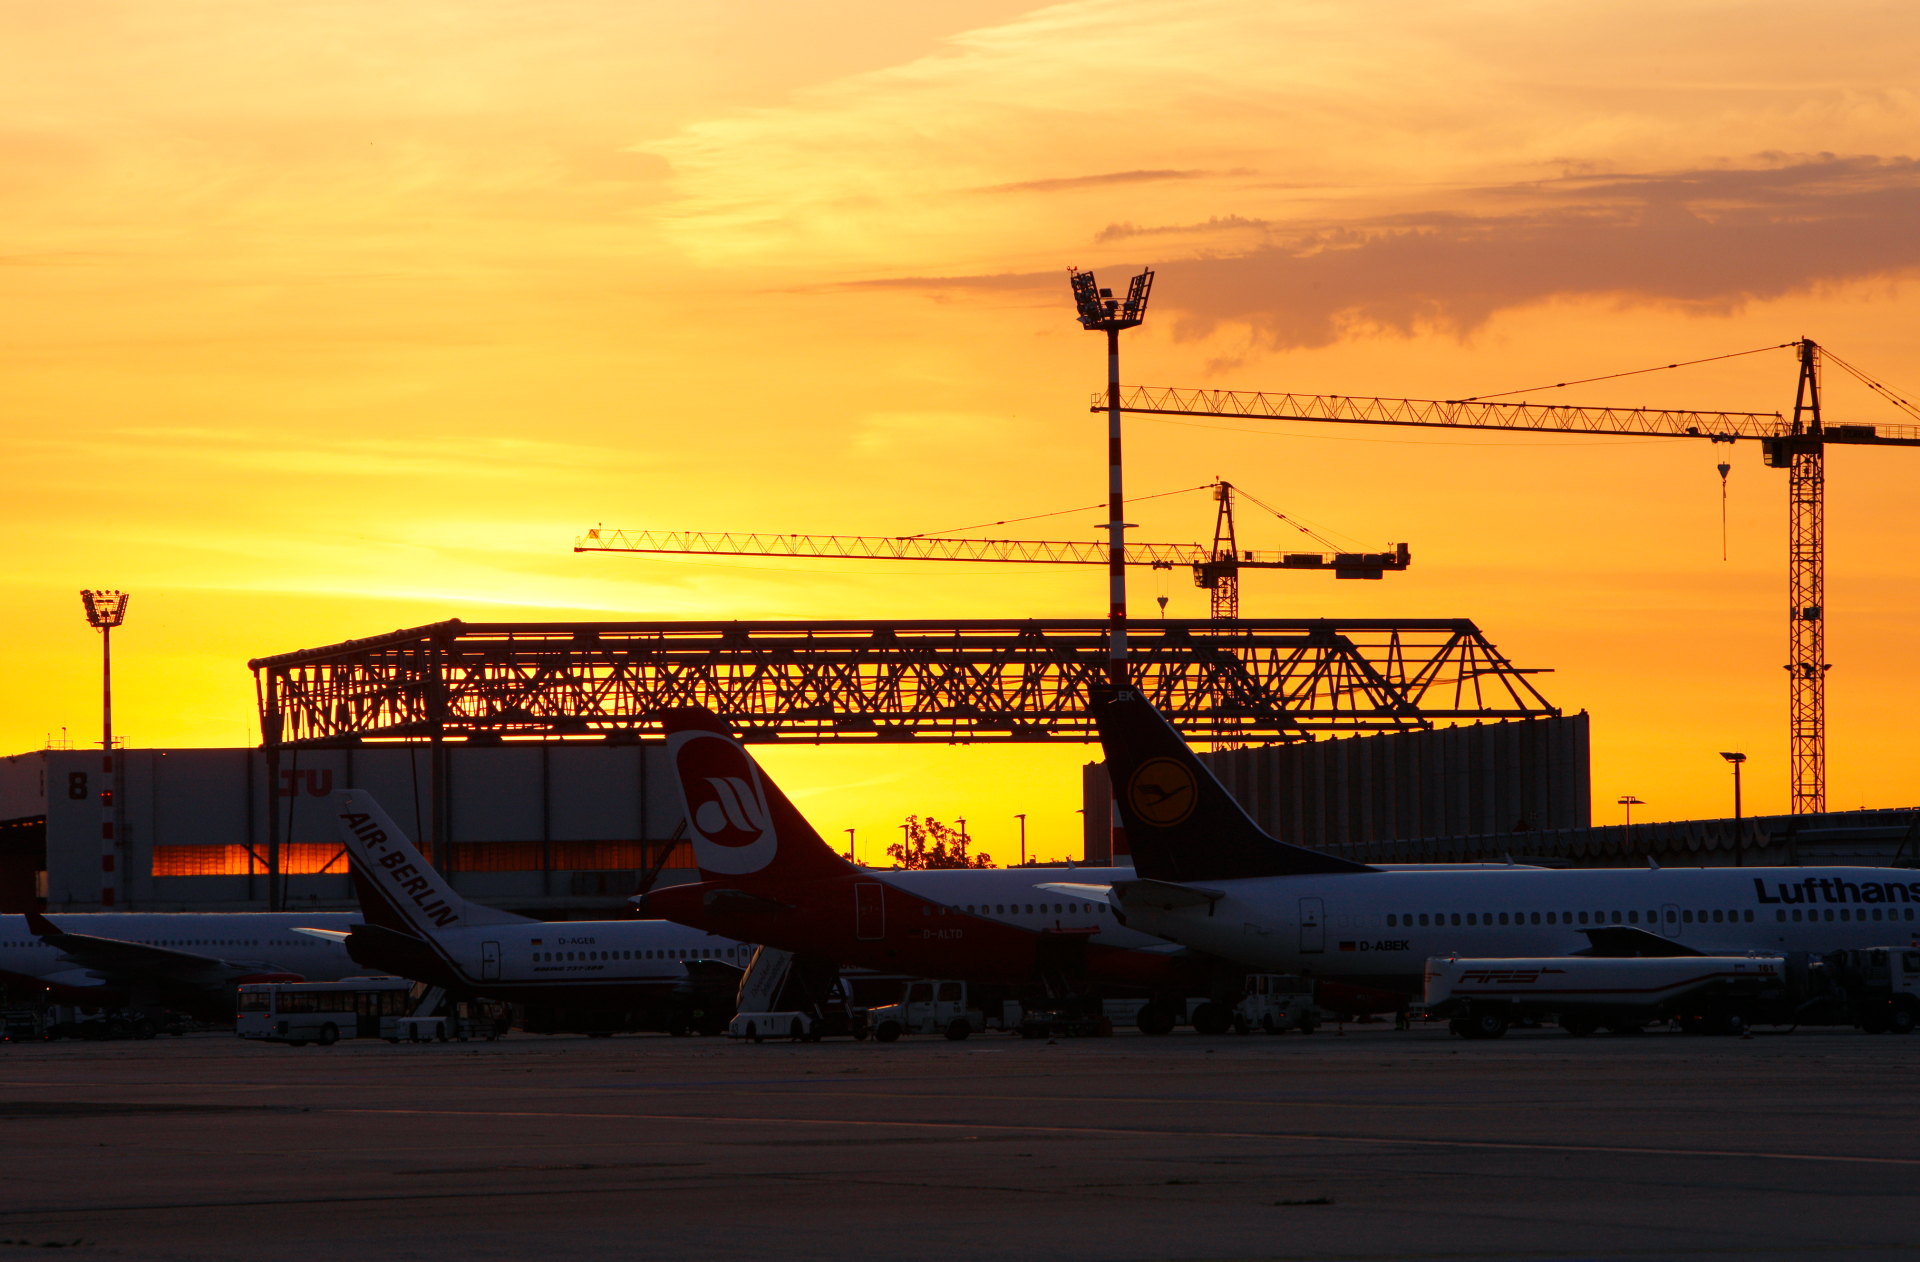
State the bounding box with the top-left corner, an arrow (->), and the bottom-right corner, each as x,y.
249,618 -> 1558,747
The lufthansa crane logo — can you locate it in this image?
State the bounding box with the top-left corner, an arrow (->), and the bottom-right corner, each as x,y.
1127,757 -> 1197,827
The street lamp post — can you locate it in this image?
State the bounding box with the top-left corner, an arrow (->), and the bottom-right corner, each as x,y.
1720,752 -> 1748,866
844,828 -> 856,864
1015,813 -> 1027,866
81,590 -> 130,909
1617,795 -> 1644,850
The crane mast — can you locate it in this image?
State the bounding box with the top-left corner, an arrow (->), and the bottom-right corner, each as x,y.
1782,341 -> 1827,815
1104,339 -> 1920,814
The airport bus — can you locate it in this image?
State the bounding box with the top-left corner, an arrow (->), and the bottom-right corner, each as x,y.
236,977 -> 416,1046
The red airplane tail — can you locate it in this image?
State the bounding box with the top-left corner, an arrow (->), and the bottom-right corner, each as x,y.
660,708 -> 857,886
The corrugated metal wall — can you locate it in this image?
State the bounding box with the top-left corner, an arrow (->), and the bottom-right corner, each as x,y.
1084,714 -> 1589,859
1203,714 -> 1590,849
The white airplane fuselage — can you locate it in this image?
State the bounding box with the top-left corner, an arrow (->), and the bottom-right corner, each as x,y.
402,920 -> 754,1005
1114,866 -> 1920,988
2,912 -> 363,997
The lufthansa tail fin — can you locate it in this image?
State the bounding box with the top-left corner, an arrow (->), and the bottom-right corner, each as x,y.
660,708 -> 856,886
333,790 -> 529,935
1093,688 -> 1376,882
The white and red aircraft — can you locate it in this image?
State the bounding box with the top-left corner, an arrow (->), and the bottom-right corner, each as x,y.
637,707 -> 1208,1012
325,790 -> 752,1033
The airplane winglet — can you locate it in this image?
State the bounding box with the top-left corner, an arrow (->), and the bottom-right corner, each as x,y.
24,911 -> 59,938
289,927 -> 353,943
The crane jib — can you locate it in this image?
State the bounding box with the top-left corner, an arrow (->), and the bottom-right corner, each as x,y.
1102,388 -> 1920,446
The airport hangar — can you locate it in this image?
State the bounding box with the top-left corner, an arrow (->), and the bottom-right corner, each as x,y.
1,616 -> 1911,918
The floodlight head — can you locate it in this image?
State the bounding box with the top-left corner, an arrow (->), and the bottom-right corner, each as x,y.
1719,751 -> 1747,765
1616,795 -> 1644,806
81,589 -> 129,629
1068,265 -> 1153,331
1068,268 -> 1107,329
1120,268 -> 1154,325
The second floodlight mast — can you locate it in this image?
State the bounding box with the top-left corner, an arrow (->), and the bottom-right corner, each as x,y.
1070,265 -> 1153,685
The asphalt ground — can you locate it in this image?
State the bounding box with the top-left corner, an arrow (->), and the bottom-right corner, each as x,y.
2,1023 -> 1917,1262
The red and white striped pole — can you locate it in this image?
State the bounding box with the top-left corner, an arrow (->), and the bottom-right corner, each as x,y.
1104,325 -> 1129,685
99,620 -> 115,907
81,590 -> 129,909
1068,266 -> 1151,688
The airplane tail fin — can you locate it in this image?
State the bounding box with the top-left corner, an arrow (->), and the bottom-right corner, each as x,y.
1093,688 -> 1376,882
660,709 -> 856,886
333,790 -> 529,935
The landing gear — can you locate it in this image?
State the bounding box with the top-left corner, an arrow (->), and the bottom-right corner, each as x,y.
1558,1013 -> 1600,1038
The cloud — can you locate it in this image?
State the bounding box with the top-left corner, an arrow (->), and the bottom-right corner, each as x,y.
978,169 -> 1217,195
851,155 -> 1920,348
1095,215 -> 1271,242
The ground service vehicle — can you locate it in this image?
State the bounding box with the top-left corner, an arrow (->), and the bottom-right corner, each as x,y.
1425,946 -> 1920,1038
236,977 -> 416,1045
727,947 -> 869,1042
865,981 -> 1112,1041
1828,947 -> 1920,1033
869,980 -> 1003,1042
1233,974 -> 1320,1034
1424,954 -> 1787,1038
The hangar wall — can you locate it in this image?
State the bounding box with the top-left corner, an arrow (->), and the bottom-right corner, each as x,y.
0,743 -> 697,916
1082,714 -> 1590,861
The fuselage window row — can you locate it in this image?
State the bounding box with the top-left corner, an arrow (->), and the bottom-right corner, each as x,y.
1382,908 -> 1794,930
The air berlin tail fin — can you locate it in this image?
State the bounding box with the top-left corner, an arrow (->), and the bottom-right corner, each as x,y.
333,790 -> 529,936
660,709 -> 855,886
1093,689 -> 1376,882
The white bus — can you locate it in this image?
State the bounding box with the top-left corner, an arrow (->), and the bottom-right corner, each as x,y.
236,977 -> 416,1046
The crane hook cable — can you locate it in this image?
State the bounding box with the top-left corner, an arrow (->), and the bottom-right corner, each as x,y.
905,482 -> 1215,539
1455,342 -> 1796,402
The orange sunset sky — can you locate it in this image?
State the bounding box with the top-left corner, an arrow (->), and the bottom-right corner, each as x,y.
6,1 -> 1918,863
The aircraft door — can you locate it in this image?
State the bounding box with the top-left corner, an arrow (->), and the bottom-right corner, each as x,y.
481,940 -> 501,981
1661,904 -> 1682,939
1298,897 -> 1325,954
855,882 -> 886,941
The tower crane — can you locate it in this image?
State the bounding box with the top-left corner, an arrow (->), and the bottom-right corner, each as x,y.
576,480 -> 1410,616
1101,339 -> 1920,814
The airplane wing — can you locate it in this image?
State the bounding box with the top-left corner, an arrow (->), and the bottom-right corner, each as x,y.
28,912 -> 231,980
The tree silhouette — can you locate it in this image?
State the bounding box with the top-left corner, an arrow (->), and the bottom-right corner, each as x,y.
887,815 -> 993,869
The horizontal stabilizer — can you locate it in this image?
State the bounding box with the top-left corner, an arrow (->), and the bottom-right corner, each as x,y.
1111,878 -> 1226,911
1034,882 -> 1114,902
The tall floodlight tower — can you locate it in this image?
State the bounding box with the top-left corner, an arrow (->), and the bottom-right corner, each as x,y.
1069,265 -> 1153,683
80,589 -> 130,908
